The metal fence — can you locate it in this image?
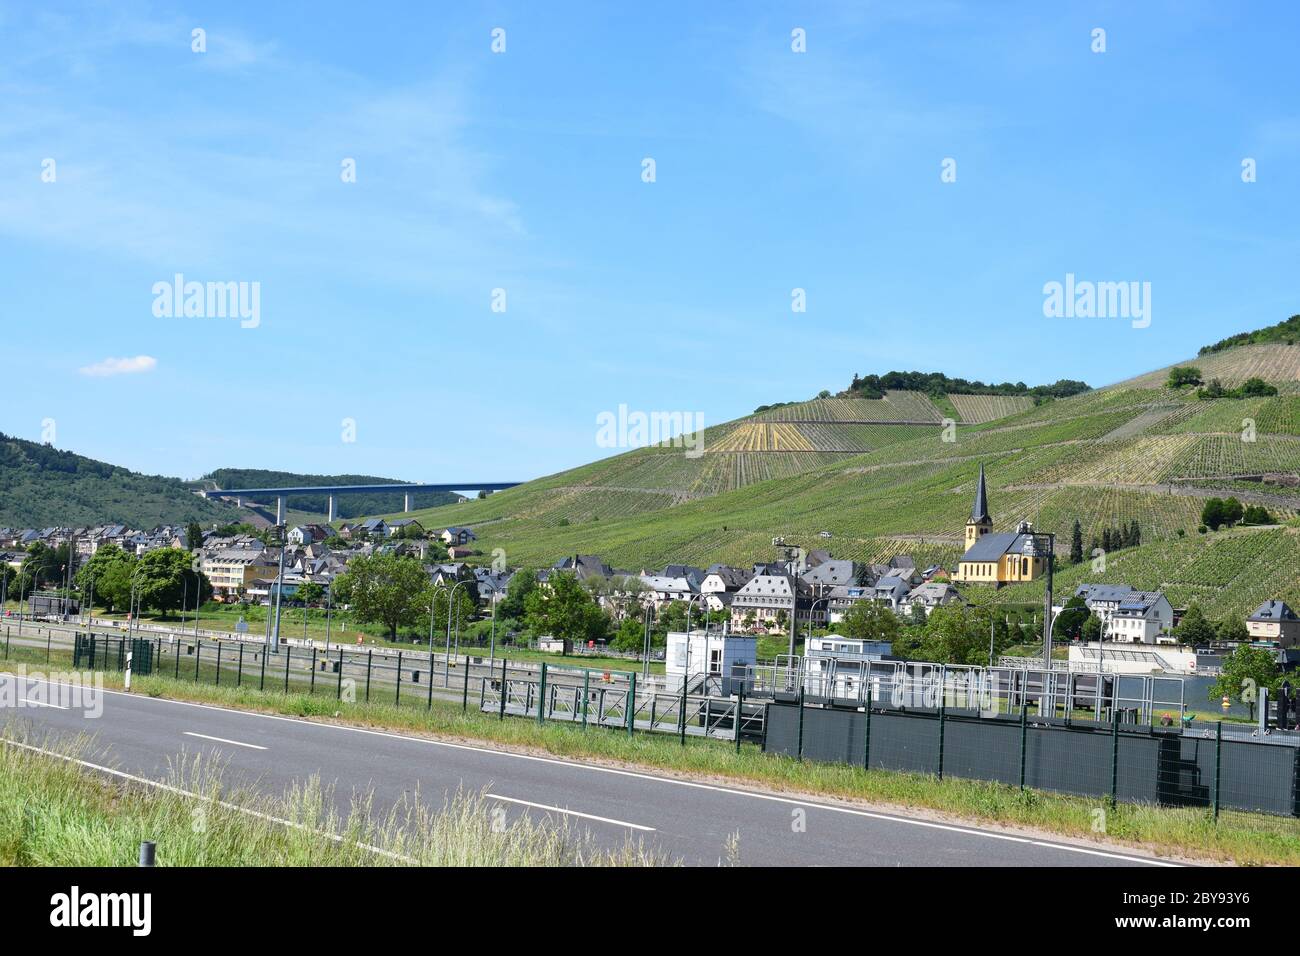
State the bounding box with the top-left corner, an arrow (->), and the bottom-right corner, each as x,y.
750,663 -> 1299,818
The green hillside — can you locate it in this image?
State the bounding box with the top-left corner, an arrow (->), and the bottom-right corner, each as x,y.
380,342 -> 1300,614
0,433 -> 240,528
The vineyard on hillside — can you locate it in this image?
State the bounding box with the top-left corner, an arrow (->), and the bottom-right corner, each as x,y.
947,393 -> 1035,424
995,527 -> 1300,620
1112,343 -> 1300,389
752,393 -> 944,423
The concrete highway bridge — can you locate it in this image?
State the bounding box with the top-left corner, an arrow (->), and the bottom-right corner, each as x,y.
201,482 -> 522,523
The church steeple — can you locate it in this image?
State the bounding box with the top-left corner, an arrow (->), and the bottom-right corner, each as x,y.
971,463 -> 990,523
965,464 -> 993,550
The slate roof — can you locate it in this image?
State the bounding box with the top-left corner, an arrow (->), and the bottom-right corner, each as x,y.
970,464 -> 990,522
960,531 -> 1035,562
1250,600 -> 1299,623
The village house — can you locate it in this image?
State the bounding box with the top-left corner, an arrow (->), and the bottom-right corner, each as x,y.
1247,600 -> 1300,647
899,581 -> 962,618
730,573 -> 811,634
1107,591 -> 1175,644
436,526 -> 477,546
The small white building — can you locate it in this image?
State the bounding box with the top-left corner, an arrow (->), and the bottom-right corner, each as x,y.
665,629 -> 756,692
1068,642 -> 1197,675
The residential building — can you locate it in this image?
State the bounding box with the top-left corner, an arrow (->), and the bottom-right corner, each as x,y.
1247,601 -> 1300,648
730,573 -> 810,633
899,581 -> 962,618
1108,591 -> 1175,645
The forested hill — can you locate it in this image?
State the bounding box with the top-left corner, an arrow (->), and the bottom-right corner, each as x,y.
839,371 -> 1091,401
0,433 -> 239,528
1200,314 -> 1300,355
200,469 -> 460,519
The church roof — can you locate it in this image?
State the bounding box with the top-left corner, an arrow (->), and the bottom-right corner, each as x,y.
961,531 -> 1036,563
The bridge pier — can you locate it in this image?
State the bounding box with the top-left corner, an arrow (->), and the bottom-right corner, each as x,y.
404,493 -> 413,513
276,496 -> 285,526
328,495 -> 337,522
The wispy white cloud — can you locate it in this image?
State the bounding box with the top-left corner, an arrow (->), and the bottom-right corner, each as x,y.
79,355 -> 157,377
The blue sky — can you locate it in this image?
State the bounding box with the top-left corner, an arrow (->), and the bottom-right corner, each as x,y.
2,1 -> 1297,484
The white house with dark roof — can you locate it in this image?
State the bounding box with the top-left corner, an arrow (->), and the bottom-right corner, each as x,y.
1107,591 -> 1174,644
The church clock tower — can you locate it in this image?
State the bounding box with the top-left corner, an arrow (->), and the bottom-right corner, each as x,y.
965,464 -> 993,549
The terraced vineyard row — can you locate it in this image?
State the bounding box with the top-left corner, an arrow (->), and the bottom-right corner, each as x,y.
1114,343 -> 1300,389
1155,396 -> 1297,436
710,423 -> 817,451
947,393 -> 1035,424
752,392 -> 943,423
1163,434 -> 1300,480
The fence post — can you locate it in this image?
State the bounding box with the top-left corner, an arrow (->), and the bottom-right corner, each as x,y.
310,647 -> 317,693
426,652 -> 435,709
1110,707 -> 1120,810
176,639 -> 182,680
365,650 -> 372,702
3,627 -> 8,660
462,656 -> 471,711
46,628 -> 52,663
581,669 -> 589,729
627,672 -> 636,737
215,641 -> 222,687
395,650 -> 403,706
259,644 -> 266,690
679,678 -> 688,746
536,663 -> 548,725
937,695 -> 946,781
1019,699 -> 1028,790
337,647 -> 344,701
499,657 -> 508,720
796,688 -> 806,762
1213,720 -> 1223,821
195,640 -> 202,681
735,686 -> 743,753
284,644 -> 291,694
237,642 -> 244,688
864,684 -> 872,771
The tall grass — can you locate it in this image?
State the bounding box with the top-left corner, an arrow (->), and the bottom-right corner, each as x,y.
0,732 -> 671,867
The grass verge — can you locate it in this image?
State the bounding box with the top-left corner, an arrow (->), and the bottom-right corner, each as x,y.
0,733 -> 669,866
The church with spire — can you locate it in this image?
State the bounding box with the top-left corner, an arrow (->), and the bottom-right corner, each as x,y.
952,464 -> 1047,585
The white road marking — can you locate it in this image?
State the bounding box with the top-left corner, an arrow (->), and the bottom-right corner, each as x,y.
488,793 -> 655,832
182,731 -> 266,750
21,697 -> 69,709
5,672 -> 1180,866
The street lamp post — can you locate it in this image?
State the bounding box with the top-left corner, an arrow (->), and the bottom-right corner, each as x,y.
324,581 -> 333,653
1033,531 -> 1057,670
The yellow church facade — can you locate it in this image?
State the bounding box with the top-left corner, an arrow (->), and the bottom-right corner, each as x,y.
952,465 -> 1047,586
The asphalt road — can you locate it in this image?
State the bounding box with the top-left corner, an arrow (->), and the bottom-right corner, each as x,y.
0,673 -> 1178,867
